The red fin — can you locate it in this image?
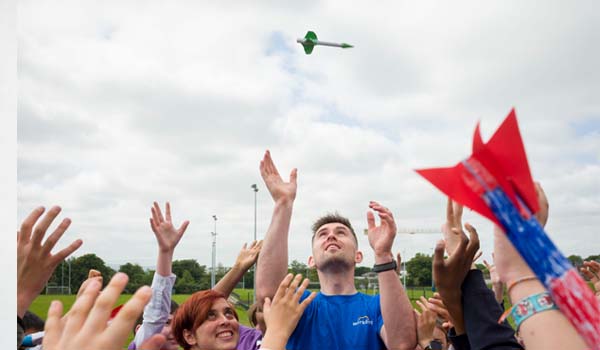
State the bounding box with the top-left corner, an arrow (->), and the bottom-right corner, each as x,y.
479,108 -> 538,214
415,165 -> 500,225
472,122 -> 484,153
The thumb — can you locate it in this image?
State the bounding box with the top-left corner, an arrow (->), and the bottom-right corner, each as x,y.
289,168 -> 298,184
433,240 -> 446,271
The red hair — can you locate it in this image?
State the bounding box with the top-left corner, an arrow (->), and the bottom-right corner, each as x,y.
172,290 -> 239,350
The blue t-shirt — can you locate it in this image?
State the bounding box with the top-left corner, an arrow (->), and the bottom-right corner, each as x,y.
286,291 -> 385,350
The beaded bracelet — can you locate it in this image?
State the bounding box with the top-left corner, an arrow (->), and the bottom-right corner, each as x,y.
506,275 -> 537,294
499,291 -> 558,329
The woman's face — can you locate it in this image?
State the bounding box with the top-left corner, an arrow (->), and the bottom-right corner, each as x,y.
186,298 -> 240,350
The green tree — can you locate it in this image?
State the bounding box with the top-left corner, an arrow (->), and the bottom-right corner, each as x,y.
54,254 -> 115,293
119,263 -> 147,293
175,270 -> 201,294
584,255 -> 600,262
289,260 -> 309,276
354,266 -> 371,277
172,259 -> 207,282
406,253 -> 432,287
567,255 -> 583,267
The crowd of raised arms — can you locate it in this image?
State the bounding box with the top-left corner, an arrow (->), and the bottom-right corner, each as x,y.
17,150 -> 600,350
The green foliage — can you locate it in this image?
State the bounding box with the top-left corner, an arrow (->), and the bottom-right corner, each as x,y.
406,253 -> 432,287
119,263 -> 147,294
175,270 -> 201,294
47,254 -> 116,294
585,255 -> 600,262
567,254 -> 583,267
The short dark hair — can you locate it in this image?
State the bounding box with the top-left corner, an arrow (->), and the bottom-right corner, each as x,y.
23,311 -> 45,333
311,212 -> 358,245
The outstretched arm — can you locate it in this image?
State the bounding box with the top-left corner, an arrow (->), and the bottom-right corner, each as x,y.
367,201 -> 416,350
135,201 -> 189,348
255,150 -> 297,304
214,240 -> 262,297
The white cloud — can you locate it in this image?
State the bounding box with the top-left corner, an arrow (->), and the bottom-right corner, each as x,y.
18,0 -> 600,272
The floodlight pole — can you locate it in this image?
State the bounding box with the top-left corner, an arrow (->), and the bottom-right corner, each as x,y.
251,184 -> 258,303
211,215 -> 217,288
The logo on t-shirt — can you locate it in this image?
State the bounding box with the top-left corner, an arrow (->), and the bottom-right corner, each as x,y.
352,315 -> 374,326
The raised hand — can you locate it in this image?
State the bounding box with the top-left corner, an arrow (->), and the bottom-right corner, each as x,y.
427,293 -> 455,331
442,198 -> 464,256
259,150 -> 297,204
150,202 -> 189,254
414,296 -> 437,350
261,274 -> 316,350
234,240 -> 263,271
17,206 -> 83,318
43,273 -> 152,350
580,260 -> 600,296
432,223 -> 480,334
366,201 -> 397,261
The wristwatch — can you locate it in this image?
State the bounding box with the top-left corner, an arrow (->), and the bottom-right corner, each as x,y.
423,340 -> 443,350
372,259 -> 397,273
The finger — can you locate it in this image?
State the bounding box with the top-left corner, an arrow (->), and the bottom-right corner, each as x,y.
41,218 -> 72,255
242,242 -> 248,250
287,274 -> 303,297
473,250 -> 482,263
263,297 -> 272,316
290,168 -> 298,185
483,259 -> 490,268
452,227 -> 468,254
419,296 -> 429,308
19,206 -> 45,244
178,220 -> 190,236
52,239 -> 83,263
256,240 -> 264,250
139,334 -> 167,350
416,300 -> 427,313
274,274 -> 294,302
62,279 -> 102,336
83,273 -> 129,334
293,278 -> 310,303
31,206 -> 62,246
445,198 -> 453,225
366,211 -> 376,230
42,300 -> 64,348
88,269 -> 102,278
433,240 -> 446,271
414,309 -> 421,317
453,202 -> 463,226
588,261 -> 600,272
105,285 -> 152,343
464,223 -> 480,258
299,291 -> 317,310
151,206 -> 160,226
153,202 -> 164,222
580,268 -> 594,280
150,218 -> 158,234
165,202 -> 172,222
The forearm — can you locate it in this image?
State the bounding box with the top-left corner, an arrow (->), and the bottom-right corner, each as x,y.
261,329 -> 289,350
134,272 -> 176,347
492,283 -> 505,304
509,279 -> 587,350
17,292 -> 35,318
256,200 -> 293,303
156,249 -> 173,277
378,256 -> 417,349
214,263 -> 247,297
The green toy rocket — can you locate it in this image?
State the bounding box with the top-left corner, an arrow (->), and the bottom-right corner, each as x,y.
296,31 -> 353,55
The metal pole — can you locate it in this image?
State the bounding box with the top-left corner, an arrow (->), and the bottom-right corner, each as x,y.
211,215 -> 217,288
68,259 -> 72,294
251,184 -> 258,303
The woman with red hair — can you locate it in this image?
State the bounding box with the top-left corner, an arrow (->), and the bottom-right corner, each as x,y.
172,274 -> 315,350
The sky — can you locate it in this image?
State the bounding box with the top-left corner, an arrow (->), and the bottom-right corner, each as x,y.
17,0 -> 600,271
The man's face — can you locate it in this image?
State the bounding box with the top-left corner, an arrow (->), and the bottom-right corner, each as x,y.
310,222 -> 361,271
160,314 -> 179,350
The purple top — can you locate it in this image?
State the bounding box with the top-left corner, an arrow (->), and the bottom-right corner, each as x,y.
238,325 -> 263,350
128,324 -> 262,350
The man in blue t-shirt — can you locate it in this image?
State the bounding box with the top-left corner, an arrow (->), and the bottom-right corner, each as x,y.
255,150 -> 417,350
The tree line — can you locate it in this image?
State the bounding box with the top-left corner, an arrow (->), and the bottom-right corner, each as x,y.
46,253 -> 599,294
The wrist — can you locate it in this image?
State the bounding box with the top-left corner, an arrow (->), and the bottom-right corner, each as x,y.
274,197 -> 294,207
508,278 -> 544,303
374,252 -> 394,264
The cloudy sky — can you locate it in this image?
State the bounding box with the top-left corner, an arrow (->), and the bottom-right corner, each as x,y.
17,1 -> 599,271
